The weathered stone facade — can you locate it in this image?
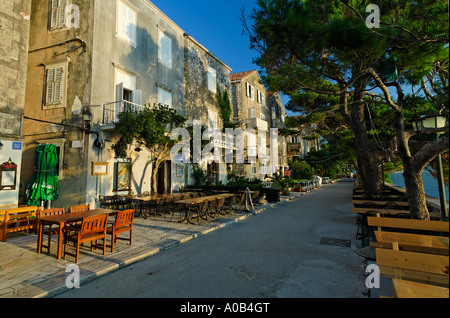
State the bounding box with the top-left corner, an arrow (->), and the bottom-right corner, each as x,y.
0,0 -> 31,140
0,0 -> 31,205
184,35 -> 232,185
230,70 -> 287,178
20,0 -> 187,208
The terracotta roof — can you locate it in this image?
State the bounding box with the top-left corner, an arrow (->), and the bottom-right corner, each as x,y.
230,70 -> 257,81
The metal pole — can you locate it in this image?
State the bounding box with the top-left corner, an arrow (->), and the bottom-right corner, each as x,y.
436,134 -> 448,220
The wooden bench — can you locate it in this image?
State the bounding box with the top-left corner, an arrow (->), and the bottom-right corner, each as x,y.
375,245 -> 449,287
392,278 -> 449,298
0,206 -> 42,242
367,215 -> 449,234
372,231 -> 449,255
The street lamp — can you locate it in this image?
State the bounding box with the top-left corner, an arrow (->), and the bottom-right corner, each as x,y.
412,113 -> 449,220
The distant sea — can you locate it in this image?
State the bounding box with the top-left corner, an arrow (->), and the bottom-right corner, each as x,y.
390,170 -> 449,202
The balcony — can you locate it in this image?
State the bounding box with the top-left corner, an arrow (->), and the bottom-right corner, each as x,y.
287,143 -> 302,154
102,100 -> 145,127
247,117 -> 268,131
271,118 -> 284,129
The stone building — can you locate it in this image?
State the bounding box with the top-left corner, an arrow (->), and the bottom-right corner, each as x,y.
267,92 -> 288,174
286,117 -> 321,161
0,0 -> 31,205
184,34 -> 232,186
230,70 -> 287,178
20,0 -> 186,208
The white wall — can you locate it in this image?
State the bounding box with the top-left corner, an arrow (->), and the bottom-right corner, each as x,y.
0,140 -> 22,205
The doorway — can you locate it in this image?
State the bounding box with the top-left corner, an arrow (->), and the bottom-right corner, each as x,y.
157,160 -> 172,194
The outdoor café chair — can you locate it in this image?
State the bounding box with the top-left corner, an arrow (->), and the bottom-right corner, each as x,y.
216,197 -> 226,215
107,209 -> 134,253
69,204 -> 90,213
207,198 -> 217,218
189,200 -> 209,224
63,213 -> 108,264
38,207 -> 65,254
223,195 -> 237,214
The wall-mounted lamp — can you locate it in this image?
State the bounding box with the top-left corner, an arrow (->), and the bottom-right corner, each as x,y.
82,106 -> 93,130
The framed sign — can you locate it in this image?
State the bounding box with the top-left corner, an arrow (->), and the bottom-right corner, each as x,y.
114,161 -> 131,191
92,162 -> 108,176
0,158 -> 17,190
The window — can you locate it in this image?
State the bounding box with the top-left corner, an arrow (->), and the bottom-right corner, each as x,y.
260,112 -> 266,121
258,91 -> 265,106
45,64 -> 66,108
117,1 -> 137,46
207,66 -> 217,93
246,83 -> 254,100
248,107 -> 255,119
158,31 -> 172,68
50,0 -> 67,29
208,110 -> 218,129
158,87 -> 173,108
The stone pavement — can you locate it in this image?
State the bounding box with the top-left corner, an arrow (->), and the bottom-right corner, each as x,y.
0,192 -> 298,298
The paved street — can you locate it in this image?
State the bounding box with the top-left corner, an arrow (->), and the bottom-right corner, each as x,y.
55,182 -> 368,298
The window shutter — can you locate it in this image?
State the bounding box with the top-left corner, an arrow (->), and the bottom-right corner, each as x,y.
58,0 -> 66,26
46,68 -> 55,103
131,90 -> 142,106
257,90 -> 260,103
126,6 -> 136,44
50,0 -> 58,28
245,82 -> 249,97
53,67 -> 63,103
118,2 -> 127,38
159,32 -> 172,67
250,85 -> 254,100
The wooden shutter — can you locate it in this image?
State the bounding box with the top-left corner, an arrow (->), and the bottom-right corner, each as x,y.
46,68 -> 55,103
53,67 -> 63,103
131,90 -> 142,106
58,0 -> 66,26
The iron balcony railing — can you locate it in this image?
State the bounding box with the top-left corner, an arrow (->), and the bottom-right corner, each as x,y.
102,100 -> 145,126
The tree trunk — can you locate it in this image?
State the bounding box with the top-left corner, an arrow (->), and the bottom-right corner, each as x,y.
402,165 -> 430,220
393,109 -> 430,219
151,165 -> 158,195
350,87 -> 380,195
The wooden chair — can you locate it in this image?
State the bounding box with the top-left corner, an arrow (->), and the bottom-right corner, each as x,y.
107,209 -> 134,253
38,207 -> 65,253
69,204 -> 90,213
216,197 -> 226,215
63,214 -> 108,264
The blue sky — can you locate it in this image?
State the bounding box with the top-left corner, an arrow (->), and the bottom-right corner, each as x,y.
149,0 -> 294,113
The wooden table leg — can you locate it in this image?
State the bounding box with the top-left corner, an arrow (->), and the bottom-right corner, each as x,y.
37,221 -> 43,254
57,223 -> 63,259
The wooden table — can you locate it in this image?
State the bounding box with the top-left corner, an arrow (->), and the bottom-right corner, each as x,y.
352,200 -> 409,207
392,278 -> 449,298
133,194 -> 185,217
37,209 -> 118,259
174,194 -> 236,224
352,207 -> 441,219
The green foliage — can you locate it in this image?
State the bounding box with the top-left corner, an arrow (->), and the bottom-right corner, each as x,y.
216,87 -> 236,129
192,164 -> 211,187
112,104 -> 187,159
289,160 -> 314,180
